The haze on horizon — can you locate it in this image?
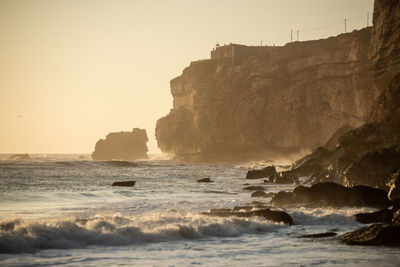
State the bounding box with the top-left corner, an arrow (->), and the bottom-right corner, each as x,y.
0,0 -> 373,154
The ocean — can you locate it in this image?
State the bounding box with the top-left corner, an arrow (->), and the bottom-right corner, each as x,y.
0,154 -> 399,266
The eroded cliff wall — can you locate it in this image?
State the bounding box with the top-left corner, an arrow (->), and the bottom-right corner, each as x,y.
156,28 -> 378,162
273,0 -> 400,192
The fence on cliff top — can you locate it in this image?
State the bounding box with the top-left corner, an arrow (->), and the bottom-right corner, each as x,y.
262,12 -> 372,46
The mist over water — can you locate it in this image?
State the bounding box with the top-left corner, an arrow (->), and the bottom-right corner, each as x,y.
1,155 -> 399,266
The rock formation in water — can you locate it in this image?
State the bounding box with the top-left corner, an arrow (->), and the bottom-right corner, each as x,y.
8,154 -> 31,161
91,128 -> 148,161
156,27 -> 378,162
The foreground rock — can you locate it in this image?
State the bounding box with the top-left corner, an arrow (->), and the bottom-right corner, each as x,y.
340,224 -> 400,246
202,205 -> 292,225
271,182 -> 391,208
112,181 -> 136,187
354,208 -> 394,224
246,166 -> 276,179
251,190 -> 275,198
8,154 -> 31,161
197,178 -> 213,183
92,128 -> 148,161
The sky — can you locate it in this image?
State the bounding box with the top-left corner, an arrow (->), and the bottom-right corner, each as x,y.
0,0 -> 374,154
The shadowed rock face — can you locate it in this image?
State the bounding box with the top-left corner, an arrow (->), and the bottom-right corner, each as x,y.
91,128 -> 148,161
156,28 -> 377,162
270,182 -> 391,208
262,0 -> 400,191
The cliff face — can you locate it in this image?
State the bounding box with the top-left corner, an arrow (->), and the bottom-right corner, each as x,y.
368,0 -> 400,94
156,28 -> 378,161
274,0 -> 400,192
368,0 -> 400,123
92,128 -> 148,161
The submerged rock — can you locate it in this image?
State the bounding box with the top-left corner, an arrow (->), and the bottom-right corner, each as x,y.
270,182 -> 391,208
92,128 -> 148,161
251,190 -> 275,198
112,181 -> 136,187
202,206 -> 292,225
246,166 -> 276,179
197,178 -> 214,183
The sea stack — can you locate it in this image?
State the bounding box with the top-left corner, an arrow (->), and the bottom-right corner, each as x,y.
91,128 -> 149,161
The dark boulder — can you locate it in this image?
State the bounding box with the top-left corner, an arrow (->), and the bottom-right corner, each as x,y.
251,190 -> 275,198
354,208 -> 394,224
112,181 -> 136,187
271,182 -> 391,208
344,147 -> 400,190
202,206 -> 292,225
197,178 -> 214,183
246,166 -> 276,179
340,224 -> 400,246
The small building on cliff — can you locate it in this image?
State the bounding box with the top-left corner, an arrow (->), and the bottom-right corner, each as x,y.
211,43 -> 280,65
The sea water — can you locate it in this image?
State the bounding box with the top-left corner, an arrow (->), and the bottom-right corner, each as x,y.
0,154 -> 399,266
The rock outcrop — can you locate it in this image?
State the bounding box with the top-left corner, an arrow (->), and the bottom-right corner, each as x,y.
270,182 -> 391,208
262,0 -> 400,191
91,128 -> 148,161
202,205 -> 293,225
156,28 -> 377,162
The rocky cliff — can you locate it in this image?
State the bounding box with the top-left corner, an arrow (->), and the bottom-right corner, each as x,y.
268,0 -> 400,193
156,28 -> 378,162
92,128 -> 148,161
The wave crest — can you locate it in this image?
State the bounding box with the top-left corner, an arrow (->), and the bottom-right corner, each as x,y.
0,211 -> 283,253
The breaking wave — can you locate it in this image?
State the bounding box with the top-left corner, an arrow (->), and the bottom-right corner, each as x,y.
0,211 -> 284,253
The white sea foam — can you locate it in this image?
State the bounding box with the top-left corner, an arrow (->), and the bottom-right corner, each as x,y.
0,211 -> 284,253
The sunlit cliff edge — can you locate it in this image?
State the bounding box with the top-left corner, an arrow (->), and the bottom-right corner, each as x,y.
156,26 -> 379,162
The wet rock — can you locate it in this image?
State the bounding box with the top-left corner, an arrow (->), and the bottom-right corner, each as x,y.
246,166 -> 276,179
354,208 -> 394,224
8,154 -> 31,161
271,182 -> 391,208
251,190 -> 275,198
197,178 -> 214,183
340,224 -> 400,246
112,181 -> 136,187
298,232 -> 337,238
345,147 -> 400,190
203,206 -> 292,225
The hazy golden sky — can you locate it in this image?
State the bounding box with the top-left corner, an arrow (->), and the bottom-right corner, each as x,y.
0,0 -> 373,154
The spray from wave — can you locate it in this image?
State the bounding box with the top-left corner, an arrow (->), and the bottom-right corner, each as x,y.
0,210 -> 284,253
